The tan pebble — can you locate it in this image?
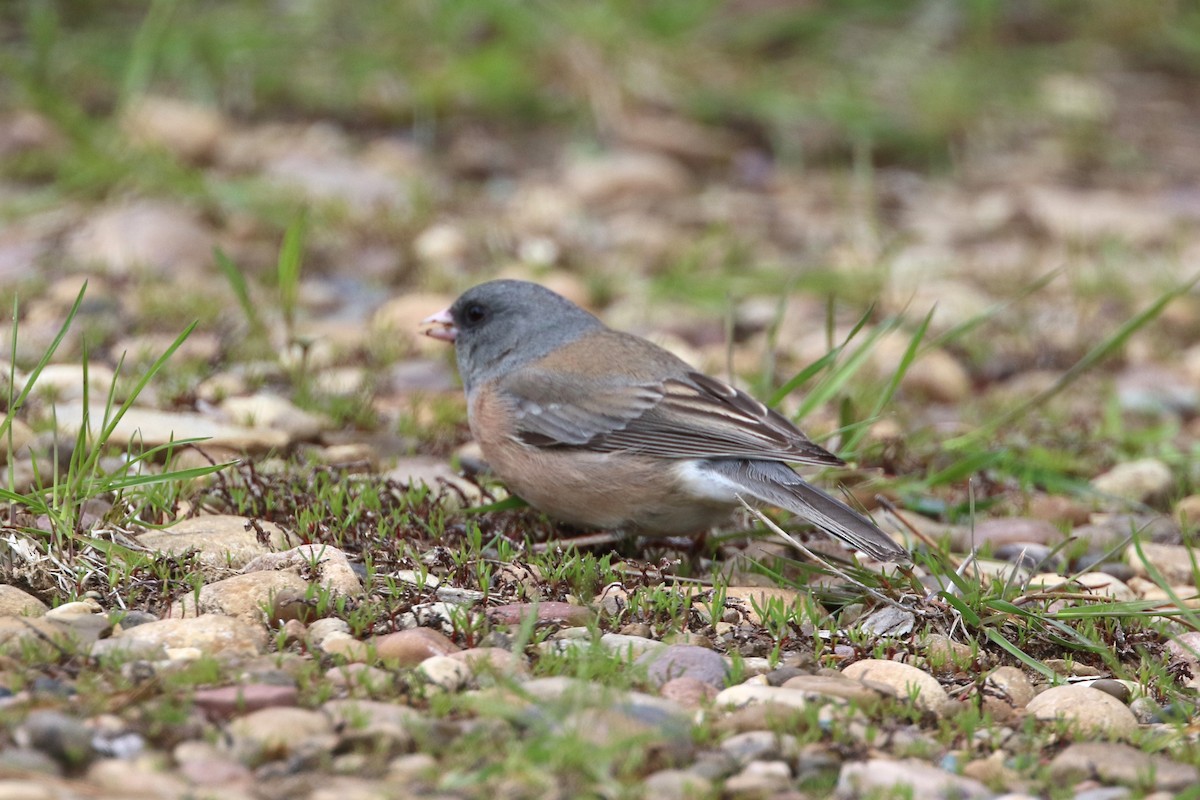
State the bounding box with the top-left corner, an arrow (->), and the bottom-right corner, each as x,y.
1126,542 -> 1199,587
325,663 -> 391,691
659,676 -> 718,709
780,674 -> 887,706
1028,494 -> 1091,526
121,96 -> 225,161
985,666 -> 1035,708
1073,572 -> 1135,601
372,627 -> 460,667
841,659 -> 950,714
1026,685 -> 1137,737
714,683 -> 820,711
1092,458 -> 1173,504
0,585 -> 48,617
922,633 -> 973,666
1177,494 -> 1200,528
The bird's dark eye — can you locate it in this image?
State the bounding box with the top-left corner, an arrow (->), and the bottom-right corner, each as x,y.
462,303 -> 488,326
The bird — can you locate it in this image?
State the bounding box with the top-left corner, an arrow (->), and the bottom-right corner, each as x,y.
420,279 -> 907,562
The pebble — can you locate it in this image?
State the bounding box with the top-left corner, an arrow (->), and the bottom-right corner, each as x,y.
1176,494 -> 1200,527
984,666 -> 1035,710
1125,542 -> 1199,587
559,705 -> 694,767
722,759 -> 793,796
637,644 -> 729,689
966,517 -> 1063,549
1072,572 -> 1136,601
640,768 -> 713,800
841,659 -> 951,714
169,570 -> 309,623
242,544 -> 363,596
1028,494 -> 1092,526
121,95 -> 225,161
1048,742 -> 1198,792
780,673 -> 890,706
65,200 -> 212,276
52,403 -> 289,452
87,756 -> 192,797
176,743 -> 255,788
564,150 -> 689,207
308,617 -> 351,645
0,419 -> 35,465
1091,458 -> 1174,504
922,633 -> 974,665
13,711 -> 95,768
597,633 -> 668,659
0,746 -> 63,776
417,655 -> 474,691
1025,185 -> 1172,244
1087,679 -> 1133,703
137,515 -> 296,574
385,750 -> 438,780
325,662 -> 392,692
325,699 -> 421,753
1025,685 -> 1138,737
192,684 -> 299,721
414,222 -> 469,266
220,393 -> 331,441
720,730 -> 800,765
42,600 -> 111,643
714,683 -> 829,711
372,627 -> 460,666
659,676 -> 718,708
225,707 -> 334,766
486,601 -> 593,626
1115,364 -> 1198,415
384,456 -> 488,509
722,587 -> 816,625
264,151 -> 413,217
994,543 -> 1059,571
446,647 -> 529,682
111,614 -> 266,659
837,758 -> 992,799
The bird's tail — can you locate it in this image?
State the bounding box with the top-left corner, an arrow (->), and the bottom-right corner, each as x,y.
707,460 -> 908,563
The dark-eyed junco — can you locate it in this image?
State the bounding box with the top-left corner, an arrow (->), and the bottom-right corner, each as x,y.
421,280 -> 907,562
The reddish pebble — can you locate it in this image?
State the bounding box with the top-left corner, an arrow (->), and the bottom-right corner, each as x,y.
192,684 -> 298,721
659,676 -> 719,708
372,627 -> 460,666
486,602 -> 593,626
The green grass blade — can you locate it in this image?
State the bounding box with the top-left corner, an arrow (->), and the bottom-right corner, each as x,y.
938,590 -> 982,627
985,629 -> 1057,680
793,320 -> 894,421
770,303 -> 875,408
120,0 -> 180,106
214,247 -> 262,333
0,282 -> 87,442
277,213 -> 308,332
922,450 -> 1004,488
841,307 -> 932,453
923,270 -> 1059,353
946,275 -> 1200,449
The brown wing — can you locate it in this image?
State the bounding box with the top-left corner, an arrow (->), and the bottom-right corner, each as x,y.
504,365 -> 842,467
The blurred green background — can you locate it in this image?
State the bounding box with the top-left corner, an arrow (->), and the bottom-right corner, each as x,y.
5,0 -> 1199,179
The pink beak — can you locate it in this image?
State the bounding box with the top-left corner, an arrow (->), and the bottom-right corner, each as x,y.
420,308 -> 457,342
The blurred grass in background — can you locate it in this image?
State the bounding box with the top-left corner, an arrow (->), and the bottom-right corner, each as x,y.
4,0 -> 1200,173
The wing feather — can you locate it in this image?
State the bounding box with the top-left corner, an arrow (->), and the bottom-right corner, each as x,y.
503,364 -> 841,466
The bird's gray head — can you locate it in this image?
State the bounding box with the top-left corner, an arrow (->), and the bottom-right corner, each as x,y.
422,279 -> 604,393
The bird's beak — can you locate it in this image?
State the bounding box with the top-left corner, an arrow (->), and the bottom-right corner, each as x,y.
420,308 -> 457,342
